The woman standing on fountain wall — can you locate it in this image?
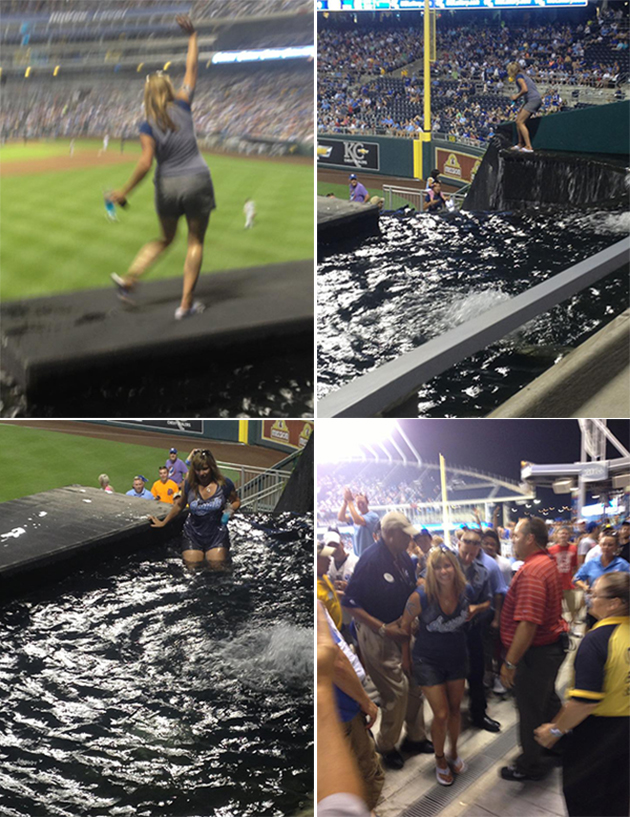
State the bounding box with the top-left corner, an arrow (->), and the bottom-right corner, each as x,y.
507,62 -> 542,154
109,14 -> 216,320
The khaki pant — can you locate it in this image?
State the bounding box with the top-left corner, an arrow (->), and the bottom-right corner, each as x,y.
343,712 -> 385,811
357,622 -> 427,754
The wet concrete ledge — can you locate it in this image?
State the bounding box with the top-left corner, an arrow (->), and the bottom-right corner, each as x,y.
317,196 -> 380,242
0,260 -> 313,394
489,309 -> 630,418
0,486 -> 181,583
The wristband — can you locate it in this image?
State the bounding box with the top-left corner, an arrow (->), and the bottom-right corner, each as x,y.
549,727 -> 565,738
378,623 -> 387,637
505,660 -> 517,670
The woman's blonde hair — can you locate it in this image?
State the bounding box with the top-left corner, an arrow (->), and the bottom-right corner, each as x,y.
507,62 -> 520,81
144,73 -> 178,133
98,473 -> 110,488
188,449 -> 226,496
424,547 -> 467,606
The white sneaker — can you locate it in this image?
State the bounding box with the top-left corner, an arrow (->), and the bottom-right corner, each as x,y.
493,677 -> 507,694
510,145 -> 523,151
175,300 -> 205,320
521,147 -> 534,153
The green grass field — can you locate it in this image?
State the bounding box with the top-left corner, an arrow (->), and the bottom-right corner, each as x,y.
0,139 -> 313,301
0,424 -> 239,503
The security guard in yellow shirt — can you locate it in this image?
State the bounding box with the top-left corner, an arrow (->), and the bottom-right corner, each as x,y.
535,571 -> 629,816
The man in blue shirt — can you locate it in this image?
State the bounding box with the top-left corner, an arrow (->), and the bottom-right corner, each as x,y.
126,476 -> 155,500
337,488 -> 380,558
349,174 -> 369,203
457,528 -> 501,733
343,511 -> 433,769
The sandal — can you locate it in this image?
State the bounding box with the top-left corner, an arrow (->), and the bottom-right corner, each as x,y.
448,755 -> 467,774
435,754 -> 454,786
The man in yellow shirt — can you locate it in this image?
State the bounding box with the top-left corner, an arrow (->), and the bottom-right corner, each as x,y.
317,539 -> 343,630
151,466 -> 181,504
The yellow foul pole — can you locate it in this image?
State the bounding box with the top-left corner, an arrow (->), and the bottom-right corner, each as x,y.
439,453 -> 450,540
423,0 -> 431,139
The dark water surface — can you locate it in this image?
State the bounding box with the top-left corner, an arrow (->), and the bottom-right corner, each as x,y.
0,352 -> 313,419
0,513 -> 313,817
317,208 -> 629,415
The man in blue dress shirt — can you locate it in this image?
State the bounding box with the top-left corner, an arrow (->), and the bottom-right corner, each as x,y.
343,511 -> 433,769
337,488 -> 381,558
126,476 -> 155,500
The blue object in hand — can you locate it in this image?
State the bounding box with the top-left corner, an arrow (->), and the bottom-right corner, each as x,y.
221,511 -> 232,526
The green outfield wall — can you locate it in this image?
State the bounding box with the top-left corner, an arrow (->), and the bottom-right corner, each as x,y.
317,133 -> 415,179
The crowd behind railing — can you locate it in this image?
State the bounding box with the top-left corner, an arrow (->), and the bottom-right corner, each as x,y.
0,66 -> 314,145
318,9 -> 629,144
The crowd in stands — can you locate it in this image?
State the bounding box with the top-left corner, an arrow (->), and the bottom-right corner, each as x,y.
318,8 -> 629,142
5,0 -> 310,19
0,66 -> 313,146
317,475 -> 630,817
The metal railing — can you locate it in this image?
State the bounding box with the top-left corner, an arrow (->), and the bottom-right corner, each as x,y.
382,184 -> 469,211
220,461 -> 292,512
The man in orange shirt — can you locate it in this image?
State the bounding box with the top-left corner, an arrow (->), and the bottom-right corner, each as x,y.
151,466 -> 181,504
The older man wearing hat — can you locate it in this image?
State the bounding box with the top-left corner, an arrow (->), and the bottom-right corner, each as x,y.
165,447 -> 188,488
343,511 -> 433,769
348,173 -> 370,203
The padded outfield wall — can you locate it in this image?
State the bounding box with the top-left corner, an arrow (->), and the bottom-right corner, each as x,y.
317,132 -> 486,187
88,420 -> 313,455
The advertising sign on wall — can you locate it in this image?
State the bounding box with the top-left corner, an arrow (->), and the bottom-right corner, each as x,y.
436,148 -> 482,185
107,420 -> 204,434
262,420 -> 314,450
317,138 -> 380,171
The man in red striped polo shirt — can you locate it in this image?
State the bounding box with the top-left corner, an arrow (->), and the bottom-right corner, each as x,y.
499,517 -> 568,781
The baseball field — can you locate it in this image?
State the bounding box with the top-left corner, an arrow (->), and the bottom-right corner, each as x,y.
0,422 -> 243,503
0,139 -> 314,301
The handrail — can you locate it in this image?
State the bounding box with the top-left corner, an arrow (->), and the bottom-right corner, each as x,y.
318,238 -> 630,418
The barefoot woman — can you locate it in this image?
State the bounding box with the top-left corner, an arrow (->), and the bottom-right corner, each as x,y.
150,448 -> 240,566
109,15 -> 215,319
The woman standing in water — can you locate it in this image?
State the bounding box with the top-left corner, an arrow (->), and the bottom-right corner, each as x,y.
149,448 -> 240,566
109,14 -> 215,319
507,62 -> 542,154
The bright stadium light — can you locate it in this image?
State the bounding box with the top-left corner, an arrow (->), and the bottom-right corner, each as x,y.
317,419 -> 400,463
25,66 -> 31,78
163,61 -> 172,71
137,62 -> 144,72
53,65 -> 60,76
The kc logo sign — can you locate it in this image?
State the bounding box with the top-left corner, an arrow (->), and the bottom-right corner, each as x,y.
316,138 -> 380,171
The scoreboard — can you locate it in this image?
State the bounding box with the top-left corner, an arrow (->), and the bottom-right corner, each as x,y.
317,0 -> 588,10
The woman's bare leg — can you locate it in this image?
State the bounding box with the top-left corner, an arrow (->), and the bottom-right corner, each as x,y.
121,215 -> 178,288
182,549 -> 204,569
181,213 -> 210,310
516,109 -> 533,150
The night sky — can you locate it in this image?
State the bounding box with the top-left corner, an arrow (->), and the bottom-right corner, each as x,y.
397,420 -> 629,485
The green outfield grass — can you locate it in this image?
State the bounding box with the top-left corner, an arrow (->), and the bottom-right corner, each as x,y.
0,139 -> 141,162
0,424 -> 239,503
1,140 -> 313,301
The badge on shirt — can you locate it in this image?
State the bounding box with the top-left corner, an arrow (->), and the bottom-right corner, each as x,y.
383,573 -> 394,583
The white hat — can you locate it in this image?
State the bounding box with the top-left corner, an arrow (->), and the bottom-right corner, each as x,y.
325,530 -> 341,545
317,541 -> 336,558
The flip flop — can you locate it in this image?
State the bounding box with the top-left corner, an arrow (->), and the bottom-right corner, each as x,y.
448,755 -> 467,774
435,762 -> 454,786
174,300 -> 205,320
110,272 -> 135,305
